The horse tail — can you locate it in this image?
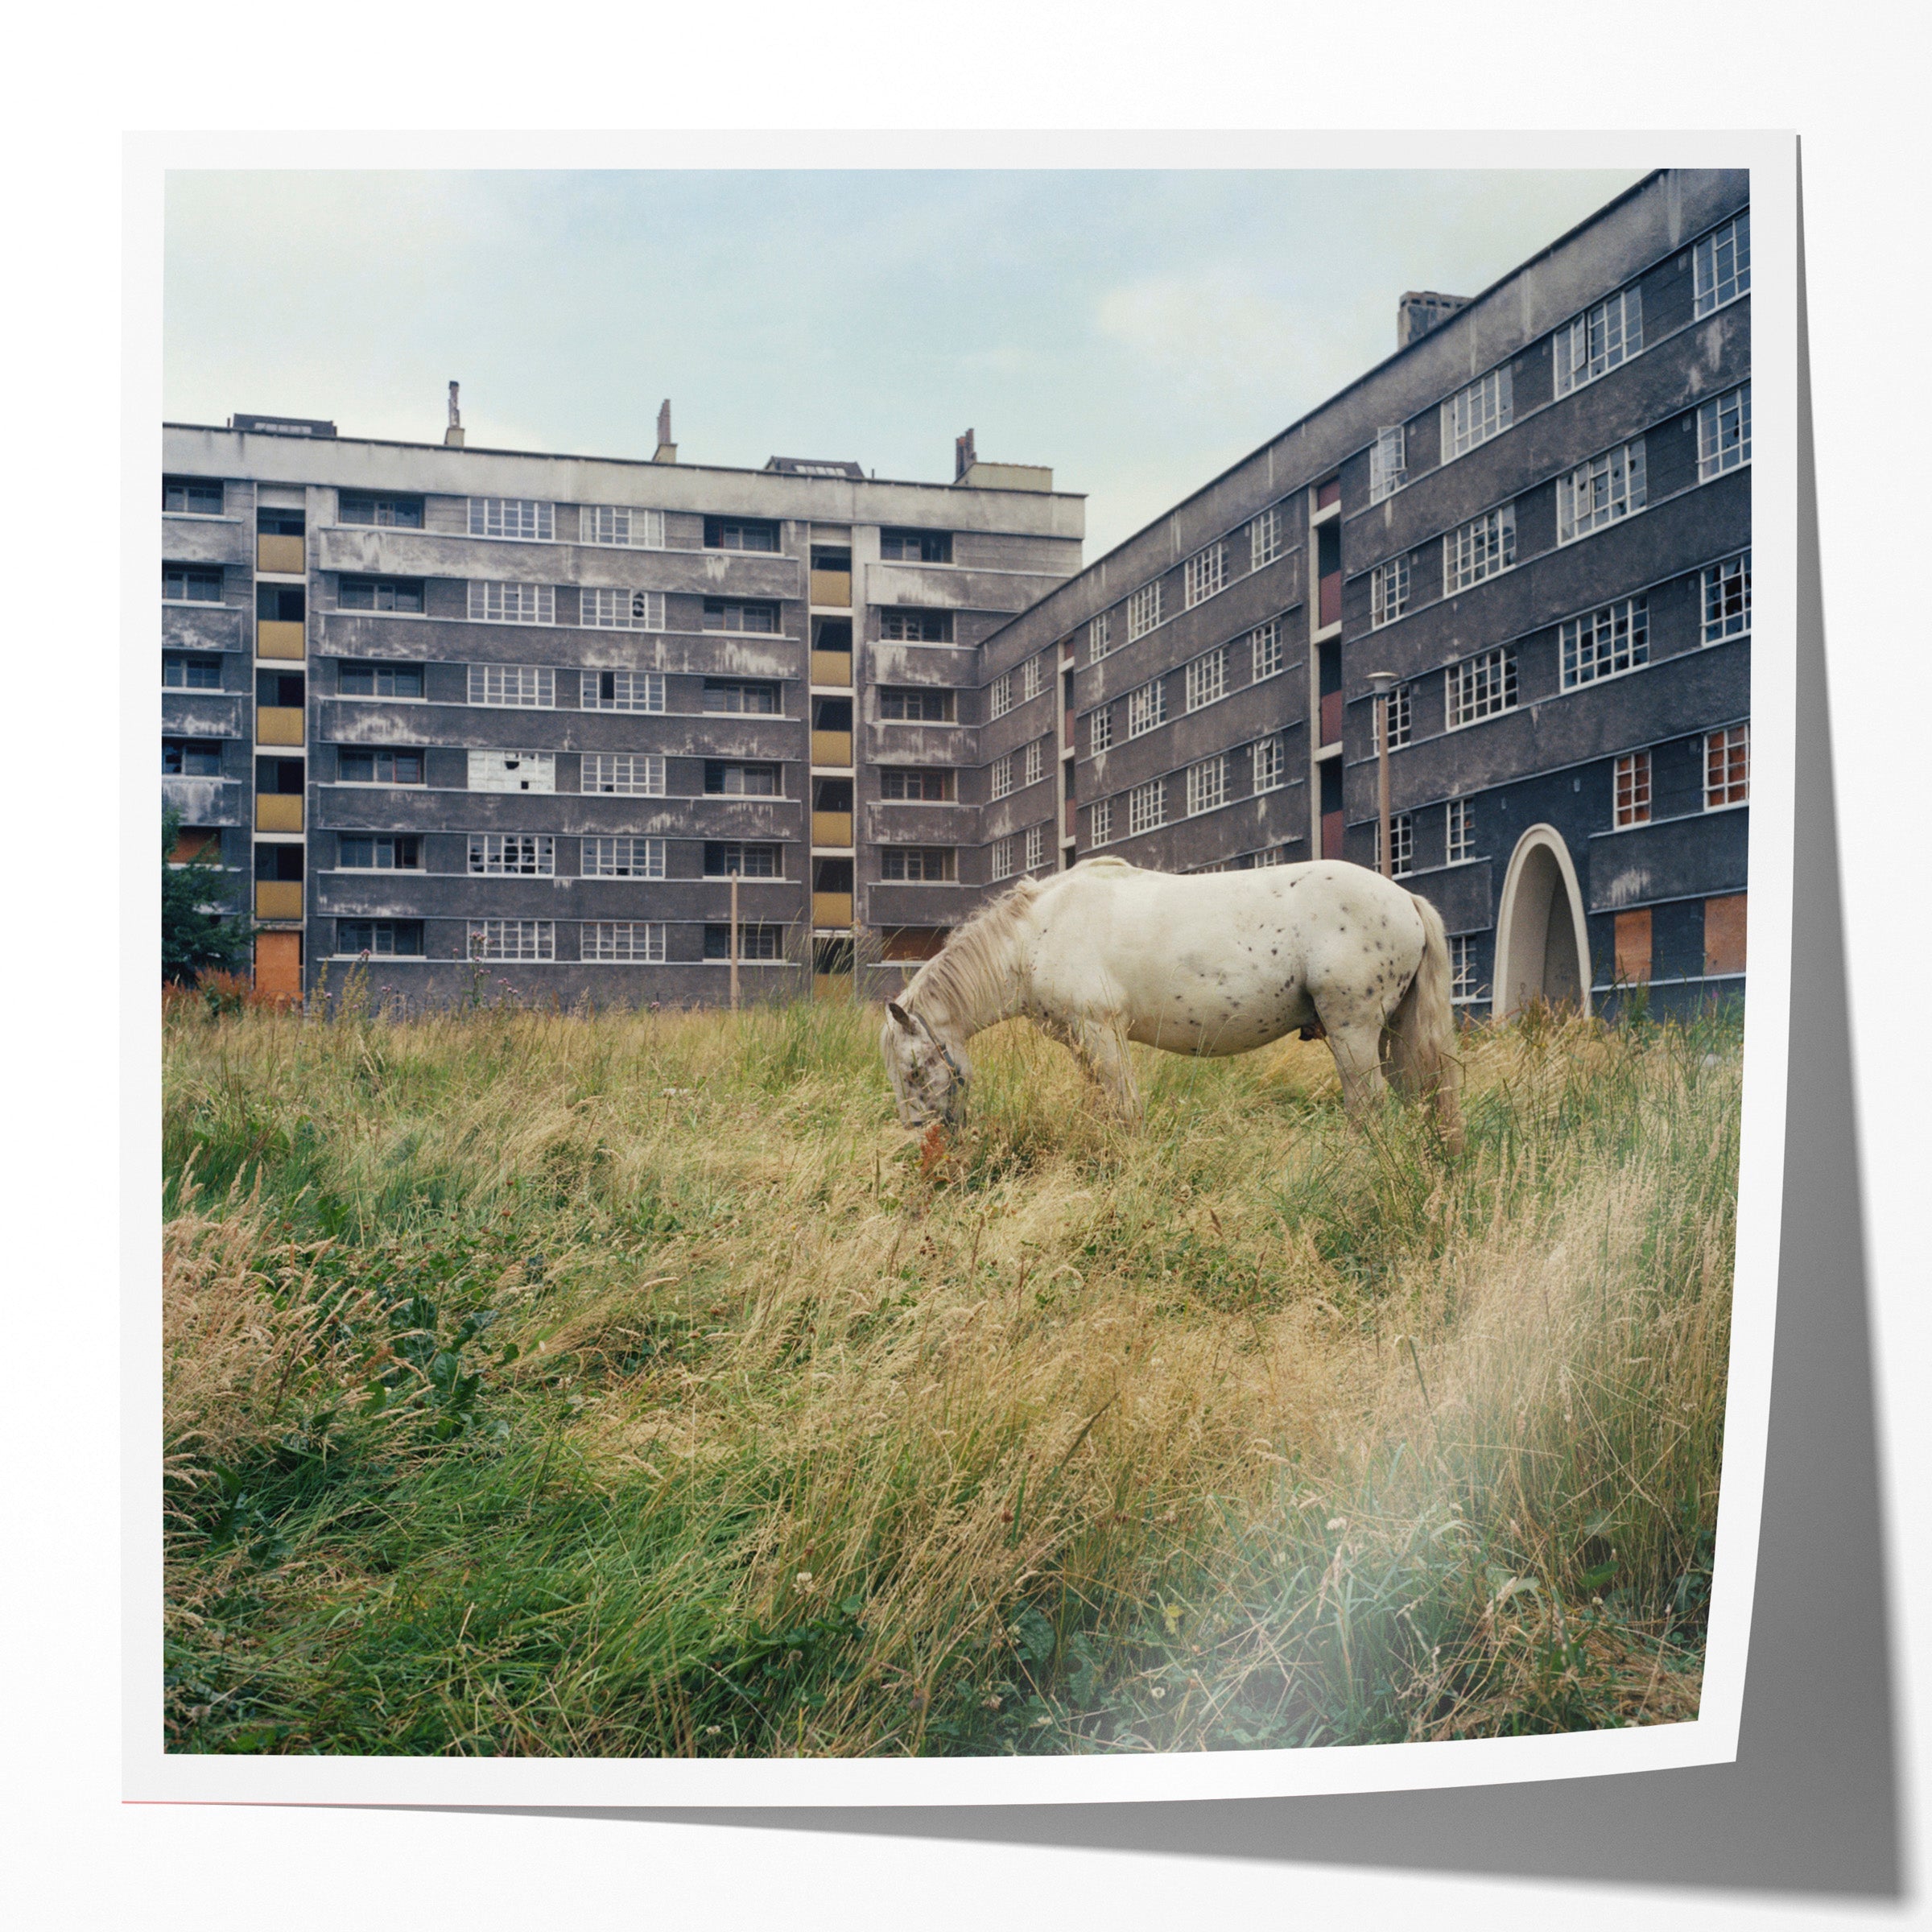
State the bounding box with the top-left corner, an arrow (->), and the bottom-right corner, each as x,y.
1387,891 -> 1466,1154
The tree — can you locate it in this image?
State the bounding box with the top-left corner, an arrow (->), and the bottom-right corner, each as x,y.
162,807 -> 253,985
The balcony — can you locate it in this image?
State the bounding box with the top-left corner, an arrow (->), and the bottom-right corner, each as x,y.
1319,571 -> 1342,629
258,534 -> 306,576
257,620 -> 305,660
811,729 -> 853,766
255,793 -> 303,832
810,650 -> 853,687
255,880 -> 304,920
809,569 -> 852,608
812,891 -> 853,927
811,810 -> 853,847
1319,690 -> 1344,746
257,706 -> 305,745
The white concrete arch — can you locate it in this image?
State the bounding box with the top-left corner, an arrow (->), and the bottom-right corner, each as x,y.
1492,823 -> 1593,1020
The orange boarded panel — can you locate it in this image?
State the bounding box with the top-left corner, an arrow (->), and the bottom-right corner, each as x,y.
1704,893 -> 1748,976
881,927 -> 947,963
171,826 -> 220,863
1614,908 -> 1653,985
254,930 -> 303,1004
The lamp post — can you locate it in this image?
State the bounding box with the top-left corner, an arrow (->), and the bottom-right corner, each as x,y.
1366,671 -> 1396,878
729,868 -> 740,1012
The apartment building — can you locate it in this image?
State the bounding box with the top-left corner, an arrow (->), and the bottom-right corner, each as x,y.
977,167 -> 1752,1018
159,411 -> 1081,1005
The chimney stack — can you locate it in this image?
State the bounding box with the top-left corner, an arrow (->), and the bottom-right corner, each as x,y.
444,380 -> 464,447
954,427 -> 976,481
653,398 -> 677,464
1395,291 -> 1470,349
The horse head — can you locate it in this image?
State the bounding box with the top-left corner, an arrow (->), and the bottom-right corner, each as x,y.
881,1001 -> 971,1130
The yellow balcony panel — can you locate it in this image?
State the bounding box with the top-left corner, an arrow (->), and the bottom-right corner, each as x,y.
810,650 -> 854,687
256,619 -> 305,660
255,880 -> 304,920
810,729 -> 852,767
809,569 -> 852,608
813,973 -> 855,1003
257,533 -> 306,575
255,793 -> 303,832
811,810 -> 853,847
257,706 -> 305,745
812,892 -> 854,928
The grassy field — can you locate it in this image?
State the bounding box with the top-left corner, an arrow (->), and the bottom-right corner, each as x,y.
161,985 -> 1738,1757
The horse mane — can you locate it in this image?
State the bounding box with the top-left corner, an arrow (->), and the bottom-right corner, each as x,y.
904,874 -> 1046,1027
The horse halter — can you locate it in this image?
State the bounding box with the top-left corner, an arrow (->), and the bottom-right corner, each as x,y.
909,1008 -> 968,1092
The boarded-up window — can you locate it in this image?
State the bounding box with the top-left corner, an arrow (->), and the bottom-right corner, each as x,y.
1705,894 -> 1748,976
881,927 -> 948,962
254,930 -> 303,1003
1614,908 -> 1653,985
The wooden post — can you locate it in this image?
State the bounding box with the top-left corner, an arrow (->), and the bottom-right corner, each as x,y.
729,870 -> 740,1011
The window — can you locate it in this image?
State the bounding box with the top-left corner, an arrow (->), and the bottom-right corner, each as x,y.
1703,552 -> 1752,642
1447,648 -> 1517,728
468,749 -> 554,793
989,673 -> 1013,719
881,767 -> 953,801
881,609 -> 953,642
1187,755 -> 1227,816
470,919 -> 555,962
1372,682 -> 1412,753
1024,738 -> 1046,787
704,923 -> 782,961
470,833 -> 555,876
1184,542 -> 1227,608
1699,385 -> 1752,480
1128,778 -> 1165,836
1562,597 -> 1650,689
1025,824 -> 1046,871
704,761 -> 777,796
339,493 -> 422,529
1443,505 -> 1516,592
469,663 -> 555,708
583,505 -> 665,549
1615,749 -> 1653,828
338,834 -> 423,871
1022,655 -> 1045,702
338,748 -> 424,784
1088,707 -> 1113,755
703,679 -> 778,714
1185,647 -> 1227,713
1253,847 -> 1285,869
163,564 -> 223,603
583,836 -> 665,878
1370,555 -> 1410,628
991,836 -> 1017,881
1251,618 -> 1283,681
469,581 -> 555,625
704,517 -> 779,553
163,739 -> 223,776
580,752 -> 664,796
1450,935 -> 1477,1001
1369,425 -> 1407,503
1558,439 -> 1647,543
339,661 -> 424,698
880,529 -> 952,563
1090,799 -> 1113,847
163,477 -> 224,515
1252,736 -> 1285,794
584,669 -> 666,712
1127,580 -> 1162,641
469,498 -> 553,542
163,654 -> 223,689
881,846 -> 956,881
582,587 -> 666,630
1554,286 -> 1643,394
584,921 -> 666,964
703,599 -> 778,634
1443,366 -> 1513,460
338,920 -> 423,958
991,753 -> 1015,800
1695,212 -> 1750,317
879,687 -> 954,722
1126,679 -> 1166,739
1251,506 -> 1283,569
1706,724 -> 1750,807
1447,798 -> 1475,864
1373,813 -> 1414,877
339,576 -> 424,613
704,842 -> 780,877
1089,612 -> 1113,662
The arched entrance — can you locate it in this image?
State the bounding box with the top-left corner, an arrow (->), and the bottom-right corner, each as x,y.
1492,824 -> 1592,1020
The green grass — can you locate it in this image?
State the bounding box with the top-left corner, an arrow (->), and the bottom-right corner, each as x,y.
161,989 -> 1738,1757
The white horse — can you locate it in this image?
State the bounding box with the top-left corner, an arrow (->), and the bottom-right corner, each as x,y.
880,856 -> 1463,1153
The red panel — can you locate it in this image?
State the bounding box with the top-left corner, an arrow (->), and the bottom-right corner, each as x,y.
1319,571 -> 1342,628
1063,708 -> 1075,748
1316,477 -> 1340,510
1064,799 -> 1076,834
1321,810 -> 1344,861
1320,689 -> 1344,745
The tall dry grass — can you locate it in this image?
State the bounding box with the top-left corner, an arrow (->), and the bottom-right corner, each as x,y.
160,993 -> 1736,1754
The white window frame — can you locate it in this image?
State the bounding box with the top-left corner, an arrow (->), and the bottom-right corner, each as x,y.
1184,646 -> 1227,713
1023,738 -> 1045,787
1450,934 -> 1477,1002
1702,552 -> 1752,644
1554,286 -> 1643,396
1705,724 -> 1750,809
468,580 -> 555,625
1373,813 -> 1414,879
582,505 -> 666,549
1370,555 -> 1410,628
1561,597 -> 1650,690
1125,679 -> 1166,739
1021,655 -> 1045,702
1372,681 -> 1412,753
582,668 -> 666,713
1186,755 -> 1227,817
1694,212 -> 1750,318
1251,618 -> 1283,682
989,672 -> 1013,719
1441,366 -> 1513,460
468,663 -> 554,708
1128,777 -> 1165,837
1251,736 -> 1285,794
990,753 -> 1014,800
1369,424 -> 1407,504
1089,706 -> 1113,754
583,752 -> 666,797
1253,847 -> 1284,869
581,586 -> 665,631
1447,798 -> 1475,864
991,835 -> 1017,882
1126,580 -> 1162,642
1089,612 -> 1112,663
1446,648 -> 1518,729
1615,749 -> 1653,828
469,919 -> 555,962
1183,542 -> 1227,609
468,832 -> 555,877
583,836 -> 666,878
1250,506 -> 1283,570
1025,824 -> 1046,871
1557,438 -> 1648,544
1699,385 -> 1752,481
469,498 -> 554,542
584,921 -> 667,964
1443,505 -> 1516,594
1090,799 -> 1113,847
468,749 -> 555,794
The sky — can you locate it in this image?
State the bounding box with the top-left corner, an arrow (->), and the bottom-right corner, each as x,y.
165,167 -> 1646,560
